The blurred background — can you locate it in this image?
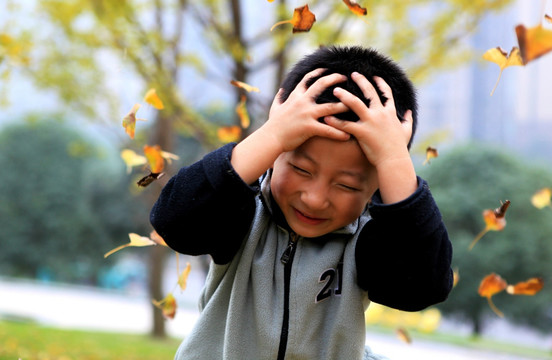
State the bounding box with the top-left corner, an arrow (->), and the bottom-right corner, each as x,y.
1,0 -> 551,359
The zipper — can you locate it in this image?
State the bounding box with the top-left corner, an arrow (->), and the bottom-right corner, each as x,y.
277,232 -> 298,360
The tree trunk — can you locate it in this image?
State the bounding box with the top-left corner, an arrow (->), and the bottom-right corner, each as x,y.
148,112 -> 175,338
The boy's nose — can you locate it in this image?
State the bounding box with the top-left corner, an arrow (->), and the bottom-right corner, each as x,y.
300,185 -> 330,211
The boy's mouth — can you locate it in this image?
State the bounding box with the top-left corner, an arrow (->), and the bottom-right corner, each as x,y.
293,208 -> 327,225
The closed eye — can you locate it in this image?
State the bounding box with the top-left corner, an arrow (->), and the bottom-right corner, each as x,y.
290,164 -> 310,175
338,184 -> 360,192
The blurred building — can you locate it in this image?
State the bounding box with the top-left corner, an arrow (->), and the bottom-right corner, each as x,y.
417,0 -> 552,164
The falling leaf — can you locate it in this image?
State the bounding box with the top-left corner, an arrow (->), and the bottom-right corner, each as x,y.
545,14 -> 552,23
482,47 -> 523,96
152,293 -> 177,319
104,233 -> 156,258
144,88 -> 164,110
122,103 -> 146,139
531,187 -> 551,209
515,24 -> 552,64
423,146 -> 439,165
478,273 -> 507,317
217,126 -> 242,143
469,200 -> 511,250
137,172 -> 165,187
230,80 -> 260,93
236,94 -> 251,129
396,327 -> 412,344
270,5 -> 316,33
343,0 -> 367,16
161,150 -> 180,164
177,262 -> 192,291
507,277 -> 544,296
149,230 -> 168,247
144,145 -> 165,174
120,149 -> 147,174
452,267 -> 460,288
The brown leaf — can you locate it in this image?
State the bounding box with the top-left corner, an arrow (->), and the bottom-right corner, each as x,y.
423,146 -> 438,165
515,24 -> 552,64
343,0 -> 367,16
270,5 -> 316,33
396,327 -> 412,344
507,277 -> 544,296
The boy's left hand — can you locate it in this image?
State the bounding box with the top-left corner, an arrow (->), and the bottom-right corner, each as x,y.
324,72 -> 417,203
324,72 -> 412,168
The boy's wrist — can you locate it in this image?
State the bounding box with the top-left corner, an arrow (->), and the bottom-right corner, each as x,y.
375,156 -> 418,204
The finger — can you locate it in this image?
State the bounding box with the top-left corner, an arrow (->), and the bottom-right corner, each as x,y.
306,72 -> 347,98
272,88 -> 284,106
296,68 -> 327,92
323,115 -> 359,134
401,109 -> 413,142
332,87 -> 368,117
314,101 -> 350,118
373,76 -> 396,110
351,72 -> 381,107
313,121 -> 351,141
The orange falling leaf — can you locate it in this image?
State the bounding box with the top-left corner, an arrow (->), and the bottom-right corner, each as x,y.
104,233 -> 157,258
122,103 -> 146,139
531,187 -> 551,209
270,5 -> 316,33
452,267 -> 460,288
482,47 -> 523,96
120,149 -> 147,174
506,277 -> 544,296
230,80 -> 260,93
217,125 -> 242,143
515,24 -> 552,64
149,230 -> 168,247
143,145 -> 165,174
478,273 -> 507,317
177,262 -> 192,291
469,200 -> 510,250
343,0 -> 367,16
236,94 -> 251,129
152,293 -> 177,319
422,146 -> 438,165
144,88 -> 164,110
396,327 -> 412,344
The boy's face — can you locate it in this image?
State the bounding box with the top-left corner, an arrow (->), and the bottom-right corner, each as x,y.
271,136 -> 377,238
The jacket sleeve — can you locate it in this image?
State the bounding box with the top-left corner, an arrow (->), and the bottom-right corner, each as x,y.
150,143 -> 260,264
355,177 -> 453,311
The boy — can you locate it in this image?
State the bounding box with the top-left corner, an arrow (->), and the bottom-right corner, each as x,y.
150,45 -> 453,360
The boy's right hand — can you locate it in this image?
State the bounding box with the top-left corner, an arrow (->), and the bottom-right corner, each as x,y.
263,68 -> 351,153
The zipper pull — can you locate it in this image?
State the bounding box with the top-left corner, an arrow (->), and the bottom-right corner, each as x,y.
280,233 -> 298,264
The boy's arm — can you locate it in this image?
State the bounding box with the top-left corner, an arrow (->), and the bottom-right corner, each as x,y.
356,178 -> 453,311
150,144 -> 259,264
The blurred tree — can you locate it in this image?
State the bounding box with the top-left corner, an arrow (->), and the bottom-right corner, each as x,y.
0,120 -> 148,283
418,143 -> 552,335
1,0 -> 515,337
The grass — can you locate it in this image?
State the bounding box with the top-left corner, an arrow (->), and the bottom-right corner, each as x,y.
0,320 -> 181,360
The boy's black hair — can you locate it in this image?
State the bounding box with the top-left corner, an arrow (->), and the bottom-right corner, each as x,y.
279,45 -> 418,149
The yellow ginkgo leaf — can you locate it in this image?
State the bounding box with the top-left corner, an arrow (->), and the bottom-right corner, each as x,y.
161,150 -> 180,164
423,146 -> 438,165
482,47 -> 523,96
122,103 -> 146,139
531,187 -> 551,209
516,24 -> 552,65
144,88 -> 164,110
152,293 -> 177,319
104,233 -> 156,258
144,144 -> 165,174
177,262 -> 192,291
230,80 -> 260,93
120,149 -> 147,174
217,126 -> 242,143
236,94 -> 251,129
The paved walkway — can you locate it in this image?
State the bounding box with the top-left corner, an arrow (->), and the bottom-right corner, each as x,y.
1,277 -> 549,360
